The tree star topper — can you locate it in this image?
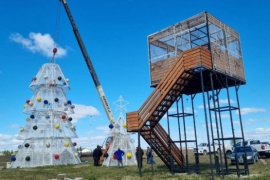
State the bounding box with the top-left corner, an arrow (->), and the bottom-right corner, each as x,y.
113,95 -> 129,112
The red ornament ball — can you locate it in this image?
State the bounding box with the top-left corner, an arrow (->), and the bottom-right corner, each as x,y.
61,115 -> 66,120
54,154 -> 60,159
73,142 -> 77,146
53,47 -> 57,53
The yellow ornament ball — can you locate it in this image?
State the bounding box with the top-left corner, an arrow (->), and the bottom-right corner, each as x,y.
64,142 -> 69,147
37,97 -> 42,102
23,104 -> 28,108
66,78 -> 70,82
123,123 -> 127,128
126,152 -> 132,159
54,124 -> 60,129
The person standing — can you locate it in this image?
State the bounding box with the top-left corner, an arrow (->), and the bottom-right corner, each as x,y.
147,147 -> 155,164
146,147 -> 150,164
135,147 -> 144,168
92,145 -> 102,166
114,148 -> 125,167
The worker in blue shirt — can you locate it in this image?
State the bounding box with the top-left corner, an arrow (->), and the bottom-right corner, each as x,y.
114,148 -> 125,167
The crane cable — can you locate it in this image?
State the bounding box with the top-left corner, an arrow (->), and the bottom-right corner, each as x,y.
51,1 -> 62,63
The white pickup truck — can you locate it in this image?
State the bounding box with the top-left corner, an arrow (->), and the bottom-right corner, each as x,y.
225,139 -> 270,158
193,142 -> 221,155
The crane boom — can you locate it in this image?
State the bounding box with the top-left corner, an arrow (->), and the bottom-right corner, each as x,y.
60,0 -> 114,124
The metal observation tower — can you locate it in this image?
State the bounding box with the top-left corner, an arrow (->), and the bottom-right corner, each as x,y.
127,12 -> 247,177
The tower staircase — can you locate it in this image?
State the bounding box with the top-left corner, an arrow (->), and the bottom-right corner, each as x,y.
127,47 -> 212,170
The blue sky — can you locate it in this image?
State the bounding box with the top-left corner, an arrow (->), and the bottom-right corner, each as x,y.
1,0 -> 270,151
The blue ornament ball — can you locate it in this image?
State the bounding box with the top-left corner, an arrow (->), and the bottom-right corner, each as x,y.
11,156 -> 16,161
109,124 -> 114,129
44,100 -> 49,104
30,115 -> 35,119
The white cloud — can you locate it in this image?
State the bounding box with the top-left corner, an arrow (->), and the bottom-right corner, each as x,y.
168,106 -> 194,114
238,108 -> 266,115
221,114 -> 230,119
0,134 -> 14,141
184,107 -> 193,113
75,135 -> 106,150
219,99 -> 235,104
245,128 -> 270,142
198,104 -> 206,109
70,104 -> 100,123
10,124 -> 20,129
10,32 -> 67,58
211,113 -> 230,119
262,119 -> 270,123
0,134 -> 21,151
168,107 -> 176,113
198,99 -> 235,109
246,118 -> 257,125
96,126 -> 111,135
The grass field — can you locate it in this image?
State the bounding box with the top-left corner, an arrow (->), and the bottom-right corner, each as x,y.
1,151 -> 270,180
